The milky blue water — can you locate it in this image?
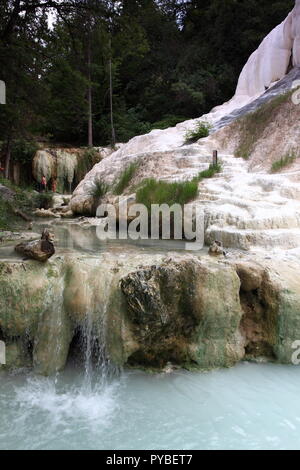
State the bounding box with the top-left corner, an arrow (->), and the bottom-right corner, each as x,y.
0,362 -> 300,450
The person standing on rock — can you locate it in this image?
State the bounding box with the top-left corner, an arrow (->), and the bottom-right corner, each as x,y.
41,175 -> 47,192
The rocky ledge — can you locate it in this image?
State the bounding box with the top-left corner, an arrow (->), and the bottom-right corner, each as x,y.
0,252 -> 299,375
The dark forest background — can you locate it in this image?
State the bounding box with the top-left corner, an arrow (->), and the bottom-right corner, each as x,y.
0,0 -> 295,178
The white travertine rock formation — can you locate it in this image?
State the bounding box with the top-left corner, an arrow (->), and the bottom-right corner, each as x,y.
292,0 -> 300,65
212,0 -> 300,115
32,147 -> 113,191
235,0 -> 300,98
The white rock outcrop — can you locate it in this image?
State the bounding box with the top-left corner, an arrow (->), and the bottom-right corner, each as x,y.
234,0 -> 300,99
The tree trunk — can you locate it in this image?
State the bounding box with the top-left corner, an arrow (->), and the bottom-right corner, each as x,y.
13,161 -> 20,185
109,38 -> 116,148
4,138 -> 11,180
87,36 -> 93,147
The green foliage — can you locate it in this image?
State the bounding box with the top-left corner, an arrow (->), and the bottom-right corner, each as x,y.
0,199 -> 10,230
0,0 -> 295,151
0,177 -> 34,208
150,115 -> 187,131
0,178 -> 36,230
195,163 -> 222,181
88,179 -> 109,201
271,152 -> 298,173
136,178 -> 198,209
235,91 -> 292,160
114,162 -> 139,195
11,140 -> 39,165
76,148 -> 102,183
111,107 -> 152,143
135,162 -> 221,209
185,121 -> 212,143
34,192 -> 54,210
0,176 -> 15,191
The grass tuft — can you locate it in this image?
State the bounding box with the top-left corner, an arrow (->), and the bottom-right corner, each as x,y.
271,151 -> 298,173
0,178 -> 37,230
114,162 -> 139,195
135,163 -> 222,209
195,163 -> 222,181
136,179 -> 199,209
88,178 -> 109,200
185,121 -> 212,143
0,198 -> 11,230
35,192 -> 54,210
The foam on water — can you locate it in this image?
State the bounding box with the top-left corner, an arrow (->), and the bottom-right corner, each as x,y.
0,370 -> 121,450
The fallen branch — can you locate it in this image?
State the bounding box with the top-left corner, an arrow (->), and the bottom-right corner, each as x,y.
13,209 -> 32,223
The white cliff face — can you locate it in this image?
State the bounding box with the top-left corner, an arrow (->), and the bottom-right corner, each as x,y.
292,0 -> 300,64
235,1 -> 299,99
213,0 -> 300,115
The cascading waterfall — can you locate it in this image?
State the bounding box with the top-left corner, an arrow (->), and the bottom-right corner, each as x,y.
75,272 -> 120,391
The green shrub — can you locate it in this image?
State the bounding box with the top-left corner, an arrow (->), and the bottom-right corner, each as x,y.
136,178 -> 198,209
34,192 -> 54,210
109,107 -> 151,144
0,177 -> 34,210
0,179 -> 36,229
271,152 -> 298,173
114,162 -> 139,195
195,163 -> 222,181
11,139 -> 39,164
0,176 -> 15,190
76,148 -> 102,184
87,178 -> 109,215
185,121 -> 212,143
88,179 -> 109,200
0,198 -> 10,230
150,115 -> 186,130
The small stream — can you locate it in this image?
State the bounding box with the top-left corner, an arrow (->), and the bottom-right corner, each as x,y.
0,218 -> 207,260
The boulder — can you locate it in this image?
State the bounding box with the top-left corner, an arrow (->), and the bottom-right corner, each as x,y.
15,229 -> 55,262
0,258 -> 73,375
0,183 -> 15,201
235,262 -> 264,292
120,258 -> 244,369
52,194 -> 65,209
60,210 -> 74,219
209,240 -> 226,257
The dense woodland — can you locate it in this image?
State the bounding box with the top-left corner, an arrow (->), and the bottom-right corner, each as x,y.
0,0 -> 295,181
